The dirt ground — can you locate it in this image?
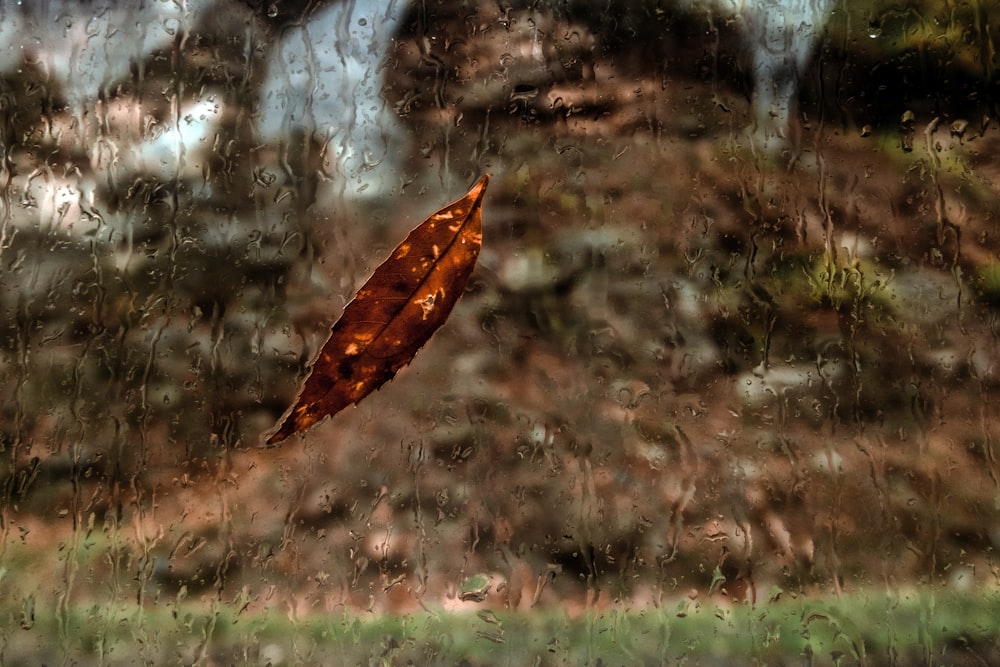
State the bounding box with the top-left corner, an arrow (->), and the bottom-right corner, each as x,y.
1,0 -> 999,635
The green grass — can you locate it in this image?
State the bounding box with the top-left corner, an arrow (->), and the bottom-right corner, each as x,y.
1,588 -> 996,665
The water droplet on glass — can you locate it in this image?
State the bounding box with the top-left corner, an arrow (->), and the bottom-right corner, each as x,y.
459,574 -> 491,602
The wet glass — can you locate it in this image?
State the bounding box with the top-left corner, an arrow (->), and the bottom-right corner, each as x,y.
1,0 -> 998,663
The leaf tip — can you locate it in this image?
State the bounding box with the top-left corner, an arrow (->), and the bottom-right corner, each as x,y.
472,173 -> 490,197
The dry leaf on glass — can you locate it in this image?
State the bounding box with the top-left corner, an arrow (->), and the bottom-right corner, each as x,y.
266,175 -> 489,444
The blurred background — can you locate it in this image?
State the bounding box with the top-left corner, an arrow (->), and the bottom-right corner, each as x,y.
0,0 -> 998,663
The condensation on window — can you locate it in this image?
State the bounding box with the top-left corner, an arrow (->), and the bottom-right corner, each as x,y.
0,0 -> 997,663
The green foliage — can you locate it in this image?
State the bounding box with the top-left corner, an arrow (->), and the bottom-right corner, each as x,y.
1,589 -> 997,664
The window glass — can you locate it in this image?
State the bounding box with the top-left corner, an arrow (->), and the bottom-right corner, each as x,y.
1,0 -> 998,662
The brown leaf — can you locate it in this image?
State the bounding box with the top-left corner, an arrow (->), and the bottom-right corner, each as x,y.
265,175 -> 489,444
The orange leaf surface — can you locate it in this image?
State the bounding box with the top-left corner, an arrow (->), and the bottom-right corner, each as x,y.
265,175 -> 489,444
